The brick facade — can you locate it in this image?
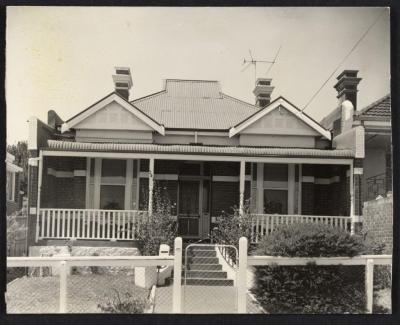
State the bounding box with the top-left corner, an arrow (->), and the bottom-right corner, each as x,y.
362,195 -> 393,253
41,156 -> 86,208
301,164 -> 350,216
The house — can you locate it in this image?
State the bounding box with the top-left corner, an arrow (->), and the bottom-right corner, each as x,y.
6,152 -> 23,215
320,71 -> 392,202
26,67 -> 364,249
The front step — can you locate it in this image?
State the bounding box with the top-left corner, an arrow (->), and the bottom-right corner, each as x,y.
185,270 -> 227,279
185,257 -> 219,264
187,263 -> 222,271
186,250 -> 216,257
184,278 -> 234,286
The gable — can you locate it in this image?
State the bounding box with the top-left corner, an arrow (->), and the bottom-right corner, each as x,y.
61,93 -> 165,135
75,100 -> 153,131
240,106 -> 320,136
229,97 -> 331,140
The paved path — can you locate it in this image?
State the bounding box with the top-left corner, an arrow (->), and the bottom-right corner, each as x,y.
154,285 -> 264,314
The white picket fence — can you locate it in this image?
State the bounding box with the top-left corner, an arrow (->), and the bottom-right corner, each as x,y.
37,208 -> 148,241
8,236 -> 391,314
250,214 -> 351,243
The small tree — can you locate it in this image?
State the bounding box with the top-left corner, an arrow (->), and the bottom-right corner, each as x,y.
135,185 -> 177,256
215,200 -> 253,248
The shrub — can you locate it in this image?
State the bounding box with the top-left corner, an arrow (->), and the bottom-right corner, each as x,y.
7,213 -> 27,256
135,185 -> 177,256
98,288 -> 150,313
216,200 -> 253,247
252,223 -> 382,314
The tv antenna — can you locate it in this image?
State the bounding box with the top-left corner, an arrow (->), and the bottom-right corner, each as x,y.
241,46 -> 282,82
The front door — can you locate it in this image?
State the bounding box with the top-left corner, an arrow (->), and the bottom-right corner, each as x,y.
178,180 -> 200,237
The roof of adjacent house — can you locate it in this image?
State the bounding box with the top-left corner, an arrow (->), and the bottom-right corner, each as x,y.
357,94 -> 391,119
131,79 -> 259,130
45,140 -> 354,158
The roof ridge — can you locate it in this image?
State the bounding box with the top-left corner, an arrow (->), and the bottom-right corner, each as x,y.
165,79 -> 219,83
220,92 -> 259,110
131,90 -> 166,103
358,93 -> 391,115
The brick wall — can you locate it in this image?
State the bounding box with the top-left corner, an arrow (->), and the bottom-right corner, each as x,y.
41,156 -> 86,208
301,164 -> 350,216
362,195 -> 393,253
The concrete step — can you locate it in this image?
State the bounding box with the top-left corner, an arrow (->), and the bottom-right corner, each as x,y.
183,278 -> 234,286
185,270 -> 228,279
185,257 -> 219,264
188,250 -> 216,257
187,263 -> 223,271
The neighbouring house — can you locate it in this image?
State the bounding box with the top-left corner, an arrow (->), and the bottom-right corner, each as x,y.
321,71 -> 392,203
6,152 -> 23,215
26,67 -> 365,250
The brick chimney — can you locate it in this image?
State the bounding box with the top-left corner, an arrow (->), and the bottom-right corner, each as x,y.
112,67 -> 133,100
253,78 -> 274,108
334,70 -> 362,109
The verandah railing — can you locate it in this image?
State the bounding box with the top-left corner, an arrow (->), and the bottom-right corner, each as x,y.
250,214 -> 351,243
37,209 -> 148,241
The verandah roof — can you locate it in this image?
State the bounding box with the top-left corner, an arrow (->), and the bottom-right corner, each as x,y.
45,140 -> 354,158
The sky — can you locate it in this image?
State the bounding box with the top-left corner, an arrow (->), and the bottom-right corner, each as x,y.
6,6 -> 390,145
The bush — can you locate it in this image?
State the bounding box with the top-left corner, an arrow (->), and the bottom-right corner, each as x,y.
98,288 -> 150,313
216,200 -> 253,247
136,185 -> 177,256
252,223 -> 383,314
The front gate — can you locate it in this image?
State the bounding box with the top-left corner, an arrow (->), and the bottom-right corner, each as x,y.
182,243 -> 238,313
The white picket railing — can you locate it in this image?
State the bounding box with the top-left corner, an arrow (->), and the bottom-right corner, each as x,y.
250,214 -> 351,243
38,208 -> 148,241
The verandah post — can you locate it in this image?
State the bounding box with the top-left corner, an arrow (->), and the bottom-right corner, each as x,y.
148,158 -> 155,216
238,236 -> 248,313
35,152 -> 43,242
172,237 -> 182,313
239,161 -> 246,217
349,161 -> 355,235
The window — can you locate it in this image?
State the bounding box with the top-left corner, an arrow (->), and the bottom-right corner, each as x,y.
263,164 -> 288,214
100,159 -> 126,210
7,171 -> 15,201
264,189 -> 288,214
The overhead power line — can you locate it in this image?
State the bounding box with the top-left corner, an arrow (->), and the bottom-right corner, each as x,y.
301,9 -> 387,112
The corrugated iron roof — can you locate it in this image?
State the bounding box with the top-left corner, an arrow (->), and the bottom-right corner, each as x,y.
358,94 -> 391,119
46,140 -> 355,158
132,80 -> 258,130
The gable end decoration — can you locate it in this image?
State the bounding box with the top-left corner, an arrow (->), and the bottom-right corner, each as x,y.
61,92 -> 165,135
229,97 -> 331,140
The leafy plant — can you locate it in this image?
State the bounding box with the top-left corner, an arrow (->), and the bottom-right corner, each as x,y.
252,223 -> 384,314
6,213 -> 27,256
216,200 -> 253,247
135,184 -> 177,256
97,288 -> 150,313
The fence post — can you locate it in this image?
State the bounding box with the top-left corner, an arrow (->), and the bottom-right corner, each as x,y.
172,237 -> 182,313
238,237 -> 248,313
365,258 -> 374,313
59,260 -> 68,313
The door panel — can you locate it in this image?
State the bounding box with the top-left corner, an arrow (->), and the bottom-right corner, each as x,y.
178,180 -> 200,236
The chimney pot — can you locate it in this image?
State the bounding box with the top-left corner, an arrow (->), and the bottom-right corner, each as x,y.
113,67 -> 133,100
334,70 -> 361,110
253,78 -> 274,108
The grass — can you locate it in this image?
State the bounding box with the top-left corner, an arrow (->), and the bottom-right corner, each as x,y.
6,274 -> 150,313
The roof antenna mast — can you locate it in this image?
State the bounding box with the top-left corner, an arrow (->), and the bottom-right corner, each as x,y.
241,46 -> 281,83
